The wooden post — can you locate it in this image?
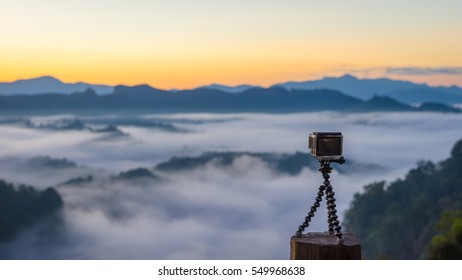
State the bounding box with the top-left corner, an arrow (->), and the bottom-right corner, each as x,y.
290,232 -> 361,260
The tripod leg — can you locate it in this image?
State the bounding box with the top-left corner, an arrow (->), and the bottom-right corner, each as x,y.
295,183 -> 326,237
321,162 -> 344,244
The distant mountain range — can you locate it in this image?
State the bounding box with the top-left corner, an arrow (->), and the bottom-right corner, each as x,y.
0,76 -> 113,95
0,84 -> 459,113
275,74 -> 462,105
2,74 -> 462,105
0,75 -> 461,113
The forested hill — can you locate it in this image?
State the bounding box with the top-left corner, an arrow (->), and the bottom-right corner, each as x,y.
344,139 -> 462,259
0,180 -> 63,245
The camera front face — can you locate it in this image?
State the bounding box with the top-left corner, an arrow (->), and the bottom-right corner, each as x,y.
308,132 -> 343,161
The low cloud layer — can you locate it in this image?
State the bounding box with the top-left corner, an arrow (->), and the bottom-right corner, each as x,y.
0,112 -> 461,259
385,67 -> 462,76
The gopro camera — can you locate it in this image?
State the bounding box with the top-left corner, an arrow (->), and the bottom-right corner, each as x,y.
308,132 -> 343,162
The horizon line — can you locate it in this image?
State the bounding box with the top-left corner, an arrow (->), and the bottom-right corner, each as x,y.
2,72 -> 460,91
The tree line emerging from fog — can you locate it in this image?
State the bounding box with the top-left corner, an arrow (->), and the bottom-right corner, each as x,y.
0,181 -> 62,244
344,139 -> 462,259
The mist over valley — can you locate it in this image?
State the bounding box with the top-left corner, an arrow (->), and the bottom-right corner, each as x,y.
0,112 -> 460,259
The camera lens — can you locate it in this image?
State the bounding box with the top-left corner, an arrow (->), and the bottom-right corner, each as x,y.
318,138 -> 341,156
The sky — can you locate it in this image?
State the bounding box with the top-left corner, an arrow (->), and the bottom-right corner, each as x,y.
1,0 -> 462,89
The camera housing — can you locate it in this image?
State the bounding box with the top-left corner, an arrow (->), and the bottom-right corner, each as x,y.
308,132 -> 343,162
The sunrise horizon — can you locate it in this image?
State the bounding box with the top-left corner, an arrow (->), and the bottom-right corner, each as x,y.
2,69 -> 462,92
2,0 -> 461,90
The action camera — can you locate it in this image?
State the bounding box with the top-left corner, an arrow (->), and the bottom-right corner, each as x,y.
308,132 -> 343,162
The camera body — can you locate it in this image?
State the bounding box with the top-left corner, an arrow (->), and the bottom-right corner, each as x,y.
308,132 -> 343,162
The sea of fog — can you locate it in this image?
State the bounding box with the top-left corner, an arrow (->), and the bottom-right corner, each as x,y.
0,111 -> 461,259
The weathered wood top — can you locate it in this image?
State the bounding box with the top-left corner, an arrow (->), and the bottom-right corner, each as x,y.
292,232 -> 360,246
290,232 -> 361,260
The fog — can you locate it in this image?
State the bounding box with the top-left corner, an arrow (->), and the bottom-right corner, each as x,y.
0,112 -> 461,259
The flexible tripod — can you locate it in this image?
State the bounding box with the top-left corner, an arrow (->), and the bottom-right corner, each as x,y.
295,157 -> 345,244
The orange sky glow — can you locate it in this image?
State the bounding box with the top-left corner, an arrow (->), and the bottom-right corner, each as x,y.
1,0 -> 461,89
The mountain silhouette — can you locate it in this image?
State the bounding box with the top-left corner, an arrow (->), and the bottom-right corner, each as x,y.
275,74 -> 462,104
1,75 -> 462,109
0,76 -> 113,95
0,84 -> 459,113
